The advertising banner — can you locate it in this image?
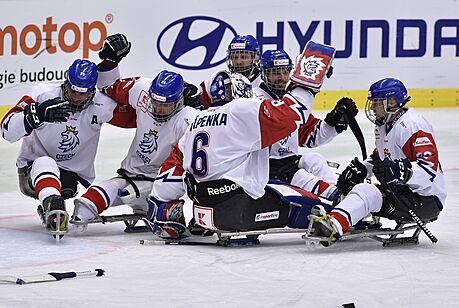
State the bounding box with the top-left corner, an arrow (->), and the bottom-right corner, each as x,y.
1,0 -> 458,116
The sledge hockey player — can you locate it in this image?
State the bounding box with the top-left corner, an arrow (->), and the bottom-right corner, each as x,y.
0,58 -> 135,238
199,34 -> 261,109
72,34 -> 199,226
310,78 -> 446,246
253,49 -> 358,200
146,42 -> 337,240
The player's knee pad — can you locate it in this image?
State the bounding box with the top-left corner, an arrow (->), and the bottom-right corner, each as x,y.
30,156 -> 59,178
146,197 -> 187,239
59,169 -> 78,199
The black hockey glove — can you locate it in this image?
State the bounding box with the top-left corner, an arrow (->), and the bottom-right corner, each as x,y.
24,98 -> 70,131
98,33 -> 131,63
336,157 -> 367,193
324,97 -> 358,133
183,82 -> 204,110
373,158 -> 413,185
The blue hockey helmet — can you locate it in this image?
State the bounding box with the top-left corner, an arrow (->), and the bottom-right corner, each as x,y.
147,70 -> 184,122
210,70 -> 253,105
226,35 -> 260,79
63,59 -> 98,112
365,78 -> 411,126
260,49 -> 293,97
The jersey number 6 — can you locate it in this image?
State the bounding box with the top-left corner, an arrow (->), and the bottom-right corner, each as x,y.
191,132 -> 209,176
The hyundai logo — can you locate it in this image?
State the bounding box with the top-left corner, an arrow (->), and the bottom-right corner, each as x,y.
157,16 -> 237,70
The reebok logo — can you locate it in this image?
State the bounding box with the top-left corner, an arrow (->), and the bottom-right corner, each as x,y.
207,183 -> 241,195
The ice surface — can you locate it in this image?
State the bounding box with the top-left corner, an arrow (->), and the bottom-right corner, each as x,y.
1,109 -> 458,307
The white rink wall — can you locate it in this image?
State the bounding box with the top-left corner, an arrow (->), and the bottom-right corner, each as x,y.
0,0 -> 458,108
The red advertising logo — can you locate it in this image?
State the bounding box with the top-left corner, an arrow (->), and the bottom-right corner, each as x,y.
0,16 -> 107,58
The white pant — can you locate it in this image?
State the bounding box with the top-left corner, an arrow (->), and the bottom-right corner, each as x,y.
332,183 -> 383,228
291,153 -> 339,200
29,156 -> 61,204
298,153 -> 338,184
74,177 -> 153,221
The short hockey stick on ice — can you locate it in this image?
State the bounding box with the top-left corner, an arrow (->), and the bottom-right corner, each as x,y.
0,269 -> 105,285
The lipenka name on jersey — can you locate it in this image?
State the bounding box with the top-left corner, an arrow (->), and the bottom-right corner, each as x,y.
189,112 -> 228,131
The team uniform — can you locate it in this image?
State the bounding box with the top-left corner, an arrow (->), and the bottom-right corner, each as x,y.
73,67 -> 199,219
1,81 -> 133,203
151,87 -> 318,231
311,78 -> 446,244
330,107 -> 446,235
253,82 -> 339,199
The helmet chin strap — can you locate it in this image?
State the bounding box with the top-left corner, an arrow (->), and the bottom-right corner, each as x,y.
377,106 -> 403,126
61,83 -> 95,113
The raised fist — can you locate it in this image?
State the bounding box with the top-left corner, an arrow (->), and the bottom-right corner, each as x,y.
324,97 -> 358,133
98,33 -> 131,63
183,82 -> 203,110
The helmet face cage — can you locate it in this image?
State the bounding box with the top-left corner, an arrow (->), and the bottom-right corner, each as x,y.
260,50 -> 292,97
226,35 -> 260,79
226,50 -> 259,78
146,94 -> 184,122
64,59 -> 98,112
365,78 -> 409,126
147,70 -> 185,122
62,82 -> 96,113
261,66 -> 292,97
365,97 -> 390,126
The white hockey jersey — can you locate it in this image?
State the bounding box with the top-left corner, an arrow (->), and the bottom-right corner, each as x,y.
1,82 -> 134,186
253,82 -> 338,159
370,107 -> 446,206
100,70 -> 199,178
155,87 -> 314,199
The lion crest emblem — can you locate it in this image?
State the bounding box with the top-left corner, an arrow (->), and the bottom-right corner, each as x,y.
58,126 -> 80,153
300,55 -> 326,80
139,129 -> 159,154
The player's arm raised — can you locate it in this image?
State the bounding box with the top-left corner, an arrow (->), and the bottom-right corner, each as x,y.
260,41 -> 336,148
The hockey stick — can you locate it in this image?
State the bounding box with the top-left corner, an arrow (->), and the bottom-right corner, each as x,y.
371,154 -> 438,243
344,110 -> 367,160
385,186 -> 437,243
140,228 -> 312,247
0,269 -> 105,285
70,214 -> 145,225
140,239 -> 216,246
